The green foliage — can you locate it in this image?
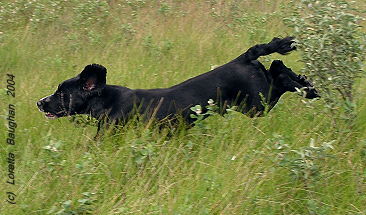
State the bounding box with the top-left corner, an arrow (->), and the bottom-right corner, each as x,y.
130,130 -> 158,166
209,0 -> 284,44
73,0 -> 110,28
42,135 -> 66,172
158,2 -> 172,16
48,192 -> 97,215
272,134 -> 335,181
285,0 -> 366,117
0,0 -> 65,29
142,35 -> 174,57
119,23 -> 137,44
190,99 -> 220,129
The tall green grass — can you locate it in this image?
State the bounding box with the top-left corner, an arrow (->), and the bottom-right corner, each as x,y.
0,0 -> 365,214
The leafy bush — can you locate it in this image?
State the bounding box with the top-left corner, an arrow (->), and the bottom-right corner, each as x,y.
285,0 -> 365,119
272,134 -> 335,181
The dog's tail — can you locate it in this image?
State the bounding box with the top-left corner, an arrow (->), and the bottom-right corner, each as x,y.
234,37 -> 296,63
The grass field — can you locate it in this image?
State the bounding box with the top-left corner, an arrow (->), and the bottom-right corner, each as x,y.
0,0 -> 365,214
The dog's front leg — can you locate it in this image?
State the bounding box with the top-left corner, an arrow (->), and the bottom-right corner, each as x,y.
94,119 -> 119,140
94,120 -> 104,140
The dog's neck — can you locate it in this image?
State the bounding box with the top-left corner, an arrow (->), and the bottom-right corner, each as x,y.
83,85 -> 132,121
264,79 -> 287,111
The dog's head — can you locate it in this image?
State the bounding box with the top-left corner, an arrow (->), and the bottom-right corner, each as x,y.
270,60 -> 320,99
37,64 -> 107,119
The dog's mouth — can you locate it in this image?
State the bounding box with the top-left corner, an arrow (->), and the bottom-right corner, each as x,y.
38,106 -> 61,119
45,112 -> 58,119
296,75 -> 320,99
39,108 -> 67,119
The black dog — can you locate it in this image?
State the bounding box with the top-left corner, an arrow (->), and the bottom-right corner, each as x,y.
37,37 -> 319,134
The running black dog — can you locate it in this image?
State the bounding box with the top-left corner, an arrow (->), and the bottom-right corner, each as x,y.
37,37 -> 319,134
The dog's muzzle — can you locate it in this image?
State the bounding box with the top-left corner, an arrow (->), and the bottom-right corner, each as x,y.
37,96 -> 49,112
37,96 -> 59,119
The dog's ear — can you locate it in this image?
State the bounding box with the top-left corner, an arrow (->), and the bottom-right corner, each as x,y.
79,64 -> 107,91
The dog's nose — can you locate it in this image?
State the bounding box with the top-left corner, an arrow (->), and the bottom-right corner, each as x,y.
37,100 -> 44,108
37,96 -> 51,108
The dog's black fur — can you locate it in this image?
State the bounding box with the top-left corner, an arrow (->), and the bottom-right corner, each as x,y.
37,37 -> 319,134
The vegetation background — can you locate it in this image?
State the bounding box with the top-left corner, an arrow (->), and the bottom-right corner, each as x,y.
0,0 -> 365,214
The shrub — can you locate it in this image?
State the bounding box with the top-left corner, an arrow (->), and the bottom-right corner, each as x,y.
285,0 -> 365,120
